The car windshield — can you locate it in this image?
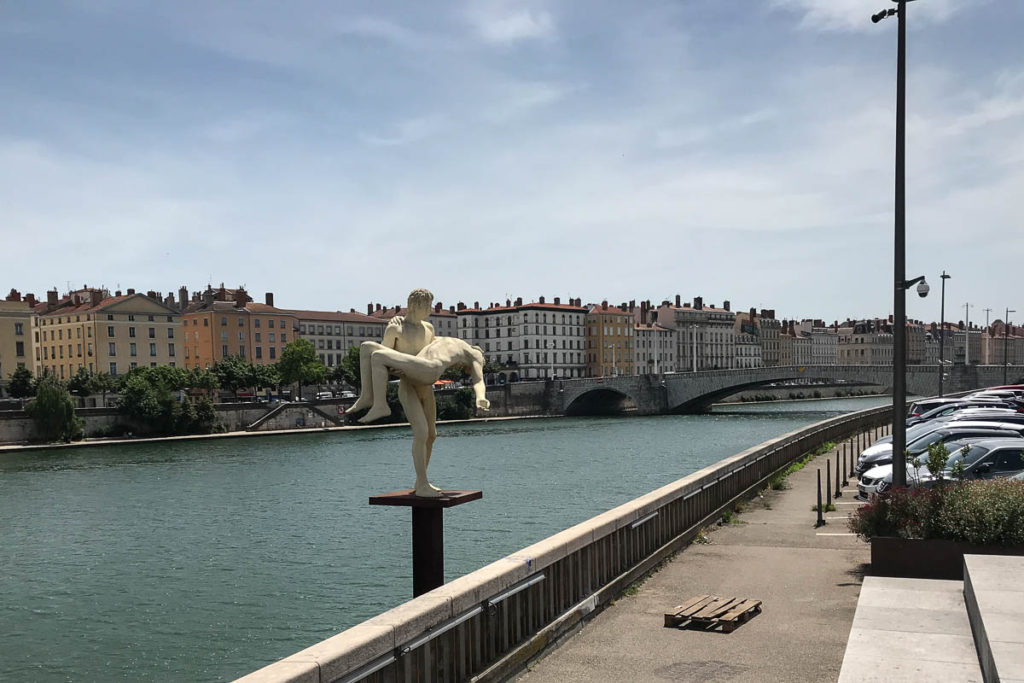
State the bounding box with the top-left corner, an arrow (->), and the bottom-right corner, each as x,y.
944,444 -> 991,469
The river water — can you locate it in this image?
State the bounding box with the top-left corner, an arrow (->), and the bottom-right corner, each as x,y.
0,397 -> 885,681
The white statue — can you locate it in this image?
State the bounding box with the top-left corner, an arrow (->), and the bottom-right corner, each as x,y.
350,289 -> 490,497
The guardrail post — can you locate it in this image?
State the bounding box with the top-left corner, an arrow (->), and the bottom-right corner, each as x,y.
838,451 -> 846,491
826,459 -> 832,509
816,469 -> 825,527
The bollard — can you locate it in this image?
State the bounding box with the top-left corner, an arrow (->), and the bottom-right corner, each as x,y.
839,451 -> 847,491
849,441 -> 856,478
816,470 -> 825,527
826,459 -> 832,509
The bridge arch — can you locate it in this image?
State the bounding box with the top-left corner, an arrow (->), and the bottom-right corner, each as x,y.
564,387 -> 637,416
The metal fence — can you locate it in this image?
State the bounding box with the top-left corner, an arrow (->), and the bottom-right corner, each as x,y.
238,405 -> 891,683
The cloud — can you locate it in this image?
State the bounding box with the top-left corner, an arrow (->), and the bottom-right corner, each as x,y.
358,115 -> 446,146
770,0 -> 970,32
466,2 -> 556,44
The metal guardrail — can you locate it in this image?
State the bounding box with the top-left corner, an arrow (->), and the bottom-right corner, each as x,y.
237,404 -> 892,683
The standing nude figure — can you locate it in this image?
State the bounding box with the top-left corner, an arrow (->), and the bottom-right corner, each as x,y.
349,289 -> 489,497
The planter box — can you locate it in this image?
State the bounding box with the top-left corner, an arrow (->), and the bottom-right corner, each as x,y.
871,537 -> 1024,580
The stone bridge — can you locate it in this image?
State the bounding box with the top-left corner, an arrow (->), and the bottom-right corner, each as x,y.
537,364 -> 1024,416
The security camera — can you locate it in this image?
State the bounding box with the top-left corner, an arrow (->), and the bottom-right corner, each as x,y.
916,281 -> 930,298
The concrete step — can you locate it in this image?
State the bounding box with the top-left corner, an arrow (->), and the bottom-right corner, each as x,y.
838,576 -> 982,682
964,554 -> 1024,683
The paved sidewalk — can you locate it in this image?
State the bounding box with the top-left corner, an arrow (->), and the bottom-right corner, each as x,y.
518,438 -> 874,683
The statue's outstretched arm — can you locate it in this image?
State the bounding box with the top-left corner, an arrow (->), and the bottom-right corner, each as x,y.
469,358 -> 490,412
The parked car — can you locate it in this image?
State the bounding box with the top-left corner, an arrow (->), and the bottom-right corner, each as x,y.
864,438 -> 1024,497
855,422 -> 1024,476
857,436 -> 998,498
944,408 -> 1024,426
315,391 -> 333,400
339,391 -> 357,399
906,400 -> 1017,427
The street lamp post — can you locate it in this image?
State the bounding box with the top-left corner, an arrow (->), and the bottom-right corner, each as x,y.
938,271 -> 950,396
964,303 -> 973,366
1005,308 -> 1016,384
874,0 -> 923,489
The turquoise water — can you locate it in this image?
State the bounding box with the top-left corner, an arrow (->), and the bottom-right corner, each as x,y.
0,397 -> 885,681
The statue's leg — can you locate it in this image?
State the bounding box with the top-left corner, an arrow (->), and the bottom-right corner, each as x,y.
349,341 -> 384,413
357,351 -> 394,423
417,384 -> 438,470
400,380 -> 441,497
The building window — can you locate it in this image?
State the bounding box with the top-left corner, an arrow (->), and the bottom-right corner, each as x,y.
269,332 -> 276,342
15,341 -> 24,356
128,315 -> 135,321
108,342 -> 116,356
221,317 -> 227,326
254,319 -> 260,328
107,314 -> 114,321
14,322 -> 23,335
281,334 -> 287,343
203,319 -> 209,327
148,315 -> 154,322
255,332 -> 261,342
221,331 -> 228,341
280,320 -> 286,329
239,331 -> 245,341
149,343 -> 157,357
239,346 -> 246,358
238,318 -> 244,327
149,327 -> 156,338
269,319 -> 276,329
168,328 -> 174,338
269,347 -> 276,360
130,343 -> 137,357
130,362 -> 137,369
109,362 -> 117,376
255,346 -> 262,359
129,327 -> 136,338
222,345 -> 229,358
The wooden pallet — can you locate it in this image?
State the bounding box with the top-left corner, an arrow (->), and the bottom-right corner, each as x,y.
664,595 -> 762,633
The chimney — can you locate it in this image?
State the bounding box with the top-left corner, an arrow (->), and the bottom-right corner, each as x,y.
234,288 -> 247,308
47,289 -> 59,309
473,301 -> 479,309
178,287 -> 188,310
641,306 -> 648,325
434,302 -> 441,313
723,300 -> 731,312
449,305 -> 455,313
554,297 -> 560,305
750,307 -> 756,320
5,288 -> 19,302
888,314 -> 894,323
375,303 -> 381,312
515,297 -> 523,306
539,296 -> 545,304
265,292 -> 274,307
675,294 -> 682,307
694,296 -> 703,310
25,293 -> 37,307
367,303 -> 373,314
457,301 -> 466,311
127,288 -> 136,295
506,299 -> 511,307
601,300 -> 608,310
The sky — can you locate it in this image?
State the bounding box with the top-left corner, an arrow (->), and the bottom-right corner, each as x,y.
2,0 -> 1022,325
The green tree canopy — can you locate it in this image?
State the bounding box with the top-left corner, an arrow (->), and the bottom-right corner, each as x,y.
7,366 -> 35,400
68,367 -> 94,399
211,356 -> 253,393
338,345 -> 361,389
278,339 -> 327,392
26,376 -> 82,442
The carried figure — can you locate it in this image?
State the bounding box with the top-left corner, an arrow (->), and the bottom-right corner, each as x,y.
350,289 -> 490,497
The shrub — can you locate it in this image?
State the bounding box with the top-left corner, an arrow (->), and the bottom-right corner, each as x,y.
26,376 -> 83,442
849,480 -> 1024,546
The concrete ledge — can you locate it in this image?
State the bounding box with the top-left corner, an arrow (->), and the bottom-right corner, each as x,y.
839,576 -> 982,683
964,554 -> 1024,683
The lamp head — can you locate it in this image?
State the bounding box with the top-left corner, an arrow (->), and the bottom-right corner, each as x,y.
916,280 -> 930,298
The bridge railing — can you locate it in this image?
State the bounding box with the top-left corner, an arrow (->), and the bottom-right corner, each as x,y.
237,404 -> 892,683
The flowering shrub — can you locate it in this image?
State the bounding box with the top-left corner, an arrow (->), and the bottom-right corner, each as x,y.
849,480 -> 1024,546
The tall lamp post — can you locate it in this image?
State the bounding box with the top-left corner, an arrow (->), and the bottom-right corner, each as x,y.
1005,308 -> 1016,384
964,303 -> 973,366
874,0 -> 926,489
938,271 -> 950,396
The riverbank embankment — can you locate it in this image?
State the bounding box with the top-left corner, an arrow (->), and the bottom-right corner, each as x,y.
517,434 -> 875,682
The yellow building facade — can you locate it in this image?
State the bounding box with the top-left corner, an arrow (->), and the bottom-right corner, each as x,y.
586,302 -> 635,377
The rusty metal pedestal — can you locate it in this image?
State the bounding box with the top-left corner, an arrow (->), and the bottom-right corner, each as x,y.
369,489 -> 482,598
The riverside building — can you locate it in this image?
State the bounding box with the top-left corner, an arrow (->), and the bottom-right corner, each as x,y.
456,296 -> 587,381
586,301 -> 635,377
34,287 -> 182,379
655,296 -> 736,371
290,309 -> 384,368
181,286 -> 297,369
0,290 -> 37,386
